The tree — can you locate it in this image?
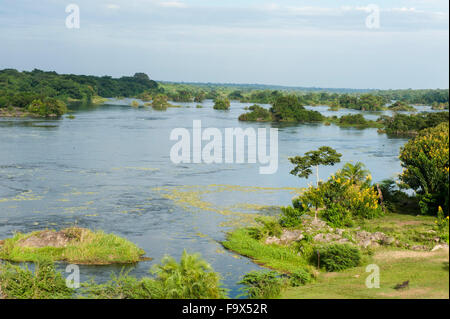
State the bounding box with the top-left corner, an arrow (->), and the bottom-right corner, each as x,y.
399,122 -> 449,215
289,146 -> 342,220
213,97 -> 230,110
339,162 -> 370,185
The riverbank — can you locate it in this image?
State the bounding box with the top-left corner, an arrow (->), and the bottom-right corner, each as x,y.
222,212 -> 449,299
0,107 -> 35,118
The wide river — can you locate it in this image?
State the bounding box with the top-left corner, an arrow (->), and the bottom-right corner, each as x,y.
0,99 -> 432,297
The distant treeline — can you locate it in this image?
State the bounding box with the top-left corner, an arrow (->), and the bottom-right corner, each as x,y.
159,82 -> 448,108
0,69 -> 159,108
1,69 -> 448,117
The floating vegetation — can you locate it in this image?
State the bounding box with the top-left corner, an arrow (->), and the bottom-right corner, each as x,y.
0,190 -> 42,203
153,185 -> 302,228
112,167 -> 159,172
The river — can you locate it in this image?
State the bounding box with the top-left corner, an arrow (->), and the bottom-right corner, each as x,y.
0,99 -> 430,297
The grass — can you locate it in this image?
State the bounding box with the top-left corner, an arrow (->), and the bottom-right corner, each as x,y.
222,228 -> 309,274
281,248 -> 449,299
0,227 -> 145,265
224,212 -> 449,299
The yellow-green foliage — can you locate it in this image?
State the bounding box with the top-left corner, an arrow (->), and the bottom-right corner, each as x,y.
298,170 -> 383,226
399,122 -> 449,215
130,100 -> 140,107
0,228 -> 145,264
152,94 -> 170,110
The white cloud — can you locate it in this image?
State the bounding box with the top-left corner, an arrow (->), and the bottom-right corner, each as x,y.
106,4 -> 120,10
157,1 -> 187,8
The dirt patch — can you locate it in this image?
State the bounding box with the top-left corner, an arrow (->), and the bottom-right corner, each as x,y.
0,240 -> 4,246
375,249 -> 449,261
16,228 -> 89,248
396,220 -> 424,226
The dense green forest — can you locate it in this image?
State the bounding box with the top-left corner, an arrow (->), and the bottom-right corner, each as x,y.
1,69 -> 449,119
0,69 -> 159,117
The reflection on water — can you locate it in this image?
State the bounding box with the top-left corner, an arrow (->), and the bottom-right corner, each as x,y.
0,99 -> 418,297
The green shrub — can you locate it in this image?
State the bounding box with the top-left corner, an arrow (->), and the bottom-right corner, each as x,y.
28,97 -> 67,117
83,250 -> 227,299
0,259 -> 74,299
279,206 -> 305,228
238,270 -> 284,299
289,269 -> 312,287
152,250 -> 227,299
248,217 -> 283,240
312,244 -> 361,272
339,114 -> 368,126
238,105 -> 272,122
82,269 -> 163,299
322,202 -> 354,228
213,98 -> 230,110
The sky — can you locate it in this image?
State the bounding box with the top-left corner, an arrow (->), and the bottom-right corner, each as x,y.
0,0 -> 448,89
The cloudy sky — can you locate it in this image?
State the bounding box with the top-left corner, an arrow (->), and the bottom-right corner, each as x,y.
0,0 -> 448,89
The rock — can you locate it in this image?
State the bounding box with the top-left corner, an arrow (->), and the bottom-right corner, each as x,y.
411,245 -> 428,251
16,229 -> 88,248
431,244 -> 449,252
335,229 -> 345,236
361,240 -> 372,248
313,233 -> 341,243
264,236 -> 281,245
280,230 -> 304,244
433,237 -> 441,243
381,236 -> 395,245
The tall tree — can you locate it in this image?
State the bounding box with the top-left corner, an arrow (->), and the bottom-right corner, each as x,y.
289,146 -> 342,220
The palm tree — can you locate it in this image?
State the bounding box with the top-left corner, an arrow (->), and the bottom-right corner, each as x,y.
339,162 -> 370,184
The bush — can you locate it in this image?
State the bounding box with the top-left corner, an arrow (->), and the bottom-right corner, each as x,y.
213,98 -> 230,110
238,271 -> 284,299
279,205 -> 305,228
289,269 -> 312,287
311,244 -> 361,272
152,250 -> 227,299
238,105 -> 272,122
321,202 -> 353,228
152,94 -> 170,110
248,217 -> 283,240
83,250 -> 227,299
0,259 -> 74,299
28,97 -> 67,117
338,114 -> 368,126
82,269 -> 162,299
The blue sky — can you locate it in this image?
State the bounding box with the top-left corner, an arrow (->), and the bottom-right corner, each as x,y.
0,0 -> 448,89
